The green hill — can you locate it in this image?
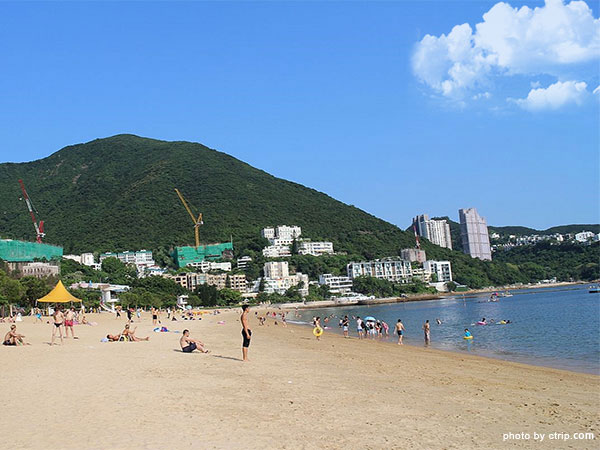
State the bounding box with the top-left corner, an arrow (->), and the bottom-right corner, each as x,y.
0,134 -> 416,256
1,135 -> 597,289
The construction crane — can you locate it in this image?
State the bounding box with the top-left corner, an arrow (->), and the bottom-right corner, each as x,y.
413,224 -> 421,250
18,179 -> 45,244
174,188 -> 203,248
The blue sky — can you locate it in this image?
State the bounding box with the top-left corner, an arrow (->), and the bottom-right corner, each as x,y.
0,1 -> 598,230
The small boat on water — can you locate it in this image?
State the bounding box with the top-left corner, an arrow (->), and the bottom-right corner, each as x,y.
499,291 -> 513,298
589,286 -> 600,294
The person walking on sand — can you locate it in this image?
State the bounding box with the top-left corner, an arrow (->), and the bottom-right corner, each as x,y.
152,307 -> 158,326
423,320 -> 430,345
180,329 -> 209,353
241,305 -> 252,362
395,319 -> 405,345
51,307 -> 65,345
64,307 -> 78,339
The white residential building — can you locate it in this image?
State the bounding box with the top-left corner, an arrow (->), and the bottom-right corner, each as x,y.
81,253 -> 95,266
100,250 -> 155,267
263,273 -> 309,297
264,261 -> 289,279
318,274 -> 353,294
186,261 -> 232,272
298,241 -> 334,256
347,259 -> 413,283
459,208 -> 492,261
423,260 -> 453,283
261,225 -> 302,245
21,262 -> 60,278
413,214 -> 453,250
262,245 -> 291,258
63,254 -> 82,264
575,231 -> 595,242
237,256 -> 252,270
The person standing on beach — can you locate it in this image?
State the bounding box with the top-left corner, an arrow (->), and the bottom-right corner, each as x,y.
423,320 -> 430,345
151,307 -> 158,326
126,308 -> 133,323
241,305 -> 251,362
64,307 -> 78,339
395,319 -> 405,345
51,307 -> 65,345
356,316 -> 364,339
342,316 -> 349,338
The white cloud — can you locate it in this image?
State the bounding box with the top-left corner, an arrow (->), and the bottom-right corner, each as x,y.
412,0 -> 599,102
516,80 -> 588,110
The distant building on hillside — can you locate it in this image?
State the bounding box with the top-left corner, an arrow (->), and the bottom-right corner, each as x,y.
575,231 -> 595,242
318,274 -> 353,294
237,256 -> 252,270
100,250 -> 155,267
400,248 -> 427,263
171,242 -> 234,268
298,241 -> 334,256
262,245 -> 291,258
459,208 -> 492,261
413,214 -> 453,250
264,261 -> 289,279
20,262 -> 60,279
423,260 -> 452,283
347,259 -> 413,283
261,225 -> 301,246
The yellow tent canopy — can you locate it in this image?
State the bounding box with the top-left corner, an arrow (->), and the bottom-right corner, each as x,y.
37,280 -> 82,303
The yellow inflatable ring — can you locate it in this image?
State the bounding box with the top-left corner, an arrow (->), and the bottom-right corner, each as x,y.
463,336 -> 473,340
313,327 -> 323,337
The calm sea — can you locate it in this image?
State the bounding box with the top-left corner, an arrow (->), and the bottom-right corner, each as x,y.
291,285 -> 600,374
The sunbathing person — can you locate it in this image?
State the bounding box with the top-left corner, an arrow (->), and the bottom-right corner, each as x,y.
106,334 -> 121,342
3,325 -> 28,345
121,324 -> 149,342
179,329 -> 209,353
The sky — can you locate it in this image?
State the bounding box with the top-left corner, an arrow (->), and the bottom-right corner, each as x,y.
0,0 -> 598,230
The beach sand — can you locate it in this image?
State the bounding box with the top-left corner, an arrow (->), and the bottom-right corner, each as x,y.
1,310 -> 598,449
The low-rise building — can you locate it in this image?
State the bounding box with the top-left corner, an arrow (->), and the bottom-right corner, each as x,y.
264,261 -> 289,279
423,260 -> 453,282
262,245 -> 291,258
20,262 -> 60,278
318,274 -> 353,294
575,231 -> 595,242
237,256 -> 252,270
186,261 -> 232,273
261,225 -> 301,245
347,259 -> 413,283
100,250 -> 155,267
263,273 -> 309,297
298,241 -> 334,256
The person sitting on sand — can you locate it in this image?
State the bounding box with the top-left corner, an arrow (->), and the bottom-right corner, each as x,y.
121,324 -> 149,342
179,329 -> 209,353
3,325 -> 28,345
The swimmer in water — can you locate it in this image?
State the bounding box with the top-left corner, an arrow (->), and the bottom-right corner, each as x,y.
464,328 -> 471,338
436,318 -> 442,325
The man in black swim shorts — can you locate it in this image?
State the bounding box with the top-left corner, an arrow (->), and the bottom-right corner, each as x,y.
179,329 -> 209,353
241,305 -> 251,362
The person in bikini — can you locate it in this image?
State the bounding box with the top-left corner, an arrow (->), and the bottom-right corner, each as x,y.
180,329 -> 209,353
51,307 -> 65,345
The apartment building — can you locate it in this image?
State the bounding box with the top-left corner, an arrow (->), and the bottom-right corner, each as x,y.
298,241 -> 334,256
459,208 -> 492,261
413,214 -> 453,250
423,260 -> 453,282
347,259 -> 413,283
318,274 -> 353,294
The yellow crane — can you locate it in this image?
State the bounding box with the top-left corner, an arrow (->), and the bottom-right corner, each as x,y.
175,188 -> 203,248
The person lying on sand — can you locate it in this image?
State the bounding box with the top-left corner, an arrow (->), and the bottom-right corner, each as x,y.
3,325 -> 29,345
106,334 -> 121,342
179,329 -> 209,353
121,324 -> 149,341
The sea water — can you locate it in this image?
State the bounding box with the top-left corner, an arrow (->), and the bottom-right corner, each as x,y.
292,285 -> 600,374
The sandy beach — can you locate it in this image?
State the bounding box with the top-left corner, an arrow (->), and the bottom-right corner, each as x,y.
1,310 -> 598,449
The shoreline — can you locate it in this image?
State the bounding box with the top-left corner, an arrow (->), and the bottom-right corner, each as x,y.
274,280 -> 592,310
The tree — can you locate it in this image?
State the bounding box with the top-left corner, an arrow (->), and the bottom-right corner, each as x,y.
446,281 -> 457,292
290,239 -> 299,256
218,288 -> 242,305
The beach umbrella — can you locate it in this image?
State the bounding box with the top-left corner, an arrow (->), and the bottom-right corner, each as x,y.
364,316 -> 376,322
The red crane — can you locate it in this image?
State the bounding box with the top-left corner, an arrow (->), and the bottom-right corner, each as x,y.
18,179 -> 45,243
